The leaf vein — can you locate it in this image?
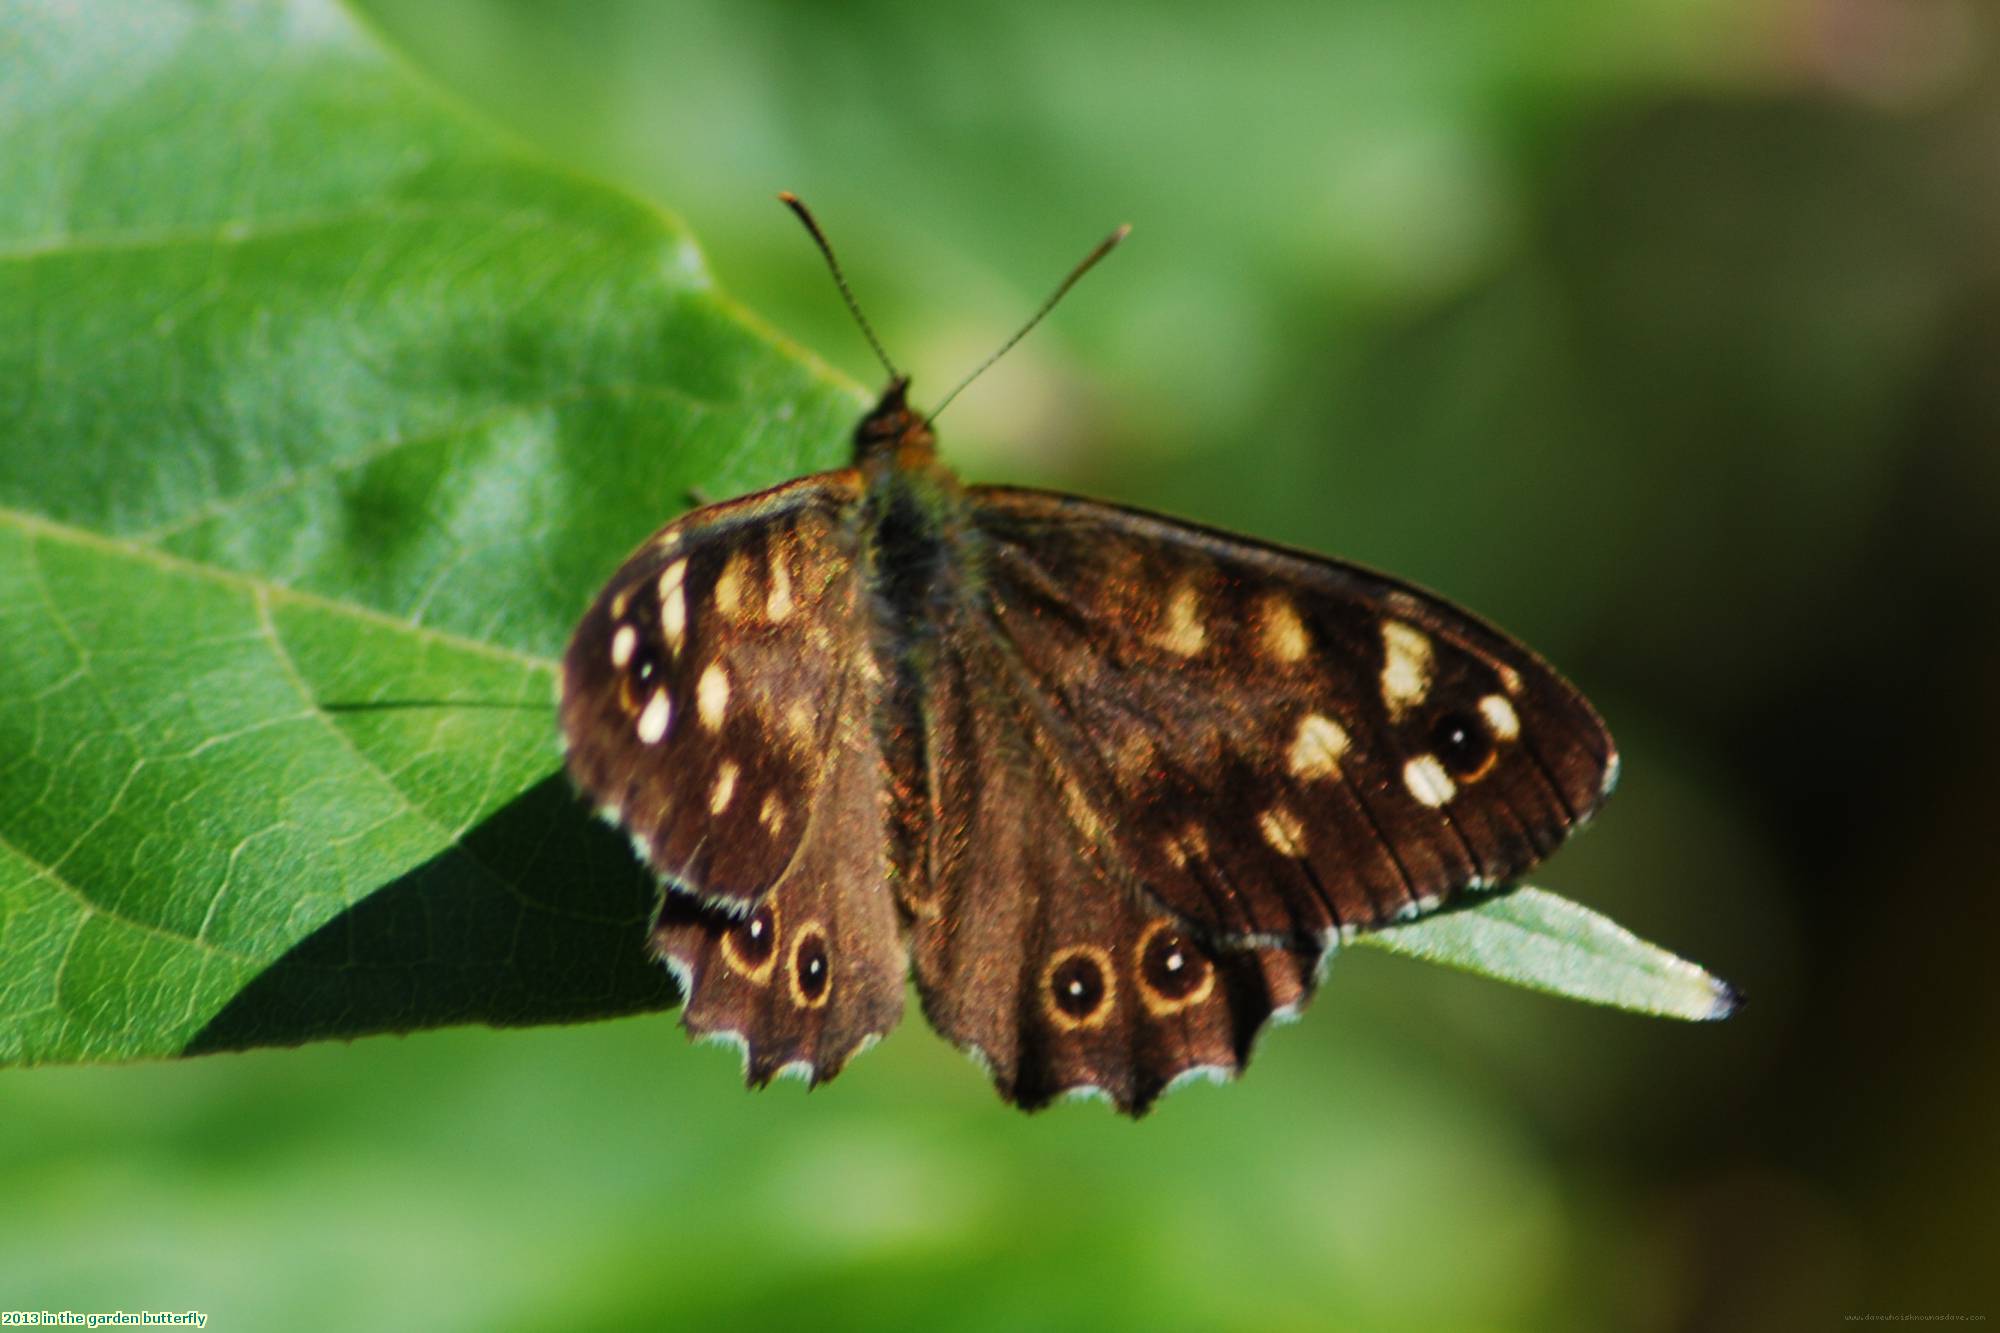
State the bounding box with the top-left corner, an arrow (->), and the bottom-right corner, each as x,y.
0,505 -> 558,675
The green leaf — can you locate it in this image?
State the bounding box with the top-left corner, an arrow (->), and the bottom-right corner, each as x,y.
0,0 -> 1732,1068
0,0 -> 858,1065
1358,886 -> 1739,1022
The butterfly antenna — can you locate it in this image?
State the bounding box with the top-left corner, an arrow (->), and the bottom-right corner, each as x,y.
779,192 -> 899,382
928,222 -> 1131,425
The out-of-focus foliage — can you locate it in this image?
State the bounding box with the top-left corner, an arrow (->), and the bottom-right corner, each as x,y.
5,0 -> 1995,1328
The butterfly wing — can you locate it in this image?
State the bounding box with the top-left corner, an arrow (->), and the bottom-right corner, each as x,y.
560,473 -> 869,913
901,486 -> 1614,1112
650,680 -> 906,1085
562,471 -> 908,1083
966,486 -> 1615,944
906,621 -> 1321,1111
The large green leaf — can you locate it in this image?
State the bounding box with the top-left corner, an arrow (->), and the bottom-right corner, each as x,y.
0,0 -> 1731,1068
0,0 -> 858,1065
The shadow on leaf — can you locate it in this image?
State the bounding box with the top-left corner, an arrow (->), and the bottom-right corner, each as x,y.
186,774 -> 678,1055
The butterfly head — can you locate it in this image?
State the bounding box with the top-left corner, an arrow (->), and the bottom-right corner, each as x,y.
854,376 -> 936,469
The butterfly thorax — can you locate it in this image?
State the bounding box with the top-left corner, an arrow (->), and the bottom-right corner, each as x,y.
853,377 -> 973,623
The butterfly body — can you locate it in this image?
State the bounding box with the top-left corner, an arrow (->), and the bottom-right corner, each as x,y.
854,382 -> 966,656
560,377 -> 1615,1113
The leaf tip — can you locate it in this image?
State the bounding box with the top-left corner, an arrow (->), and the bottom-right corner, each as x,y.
1703,976 -> 1745,1022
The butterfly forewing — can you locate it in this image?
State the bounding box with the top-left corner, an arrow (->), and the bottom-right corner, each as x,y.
961,486 -> 1616,950
559,473 -> 869,913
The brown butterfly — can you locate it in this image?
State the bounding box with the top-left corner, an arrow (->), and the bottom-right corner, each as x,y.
558,197 -> 1615,1114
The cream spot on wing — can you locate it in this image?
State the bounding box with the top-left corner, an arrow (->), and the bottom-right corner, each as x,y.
1497,662 -> 1524,697
785,700 -> 815,748
759,791 -> 785,834
697,663 -> 730,730
636,689 -> 671,745
609,585 -> 634,620
655,529 -> 683,554
1479,693 -> 1520,742
1287,713 -> 1349,781
1165,822 -> 1211,870
1403,754 -> 1456,807
1060,775 -> 1107,842
610,624 -> 637,669
766,551 -> 794,622
1259,595 -> 1309,663
1258,805 -> 1308,858
1380,621 -> 1434,720
709,760 -> 739,813
1150,582 -> 1208,657
714,551 -> 749,621
659,559 -> 688,653
1113,730 -> 1157,782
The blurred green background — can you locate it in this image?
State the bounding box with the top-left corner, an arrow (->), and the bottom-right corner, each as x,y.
7,1 -> 1998,1328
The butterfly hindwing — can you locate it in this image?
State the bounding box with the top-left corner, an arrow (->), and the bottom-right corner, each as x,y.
652,687 -> 906,1086
559,473 -> 868,913
903,625 -> 1322,1112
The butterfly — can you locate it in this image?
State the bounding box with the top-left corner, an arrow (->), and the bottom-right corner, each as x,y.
557,197 -> 1616,1114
